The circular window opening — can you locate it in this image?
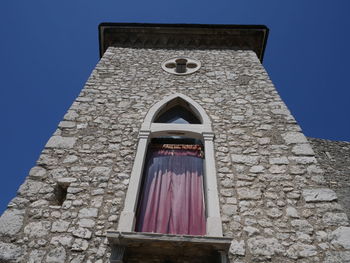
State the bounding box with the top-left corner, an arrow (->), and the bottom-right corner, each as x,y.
165,63 -> 176,69
161,57 -> 201,75
186,63 -> 197,69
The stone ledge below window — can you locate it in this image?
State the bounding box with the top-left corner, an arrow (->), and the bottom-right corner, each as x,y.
107,231 -> 232,263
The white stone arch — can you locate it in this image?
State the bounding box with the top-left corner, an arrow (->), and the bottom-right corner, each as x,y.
117,93 -> 223,237
142,93 -> 212,130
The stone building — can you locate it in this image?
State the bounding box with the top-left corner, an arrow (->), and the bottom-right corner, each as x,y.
0,23 -> 349,262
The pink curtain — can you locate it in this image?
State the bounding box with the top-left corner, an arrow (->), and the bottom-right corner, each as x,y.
135,144 -> 206,235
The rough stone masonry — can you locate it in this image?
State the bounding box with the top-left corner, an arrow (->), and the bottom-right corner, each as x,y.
1,25 -> 350,262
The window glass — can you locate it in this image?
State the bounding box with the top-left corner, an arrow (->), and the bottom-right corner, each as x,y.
154,105 -> 201,124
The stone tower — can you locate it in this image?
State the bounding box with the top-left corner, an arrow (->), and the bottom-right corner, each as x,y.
0,23 -> 349,263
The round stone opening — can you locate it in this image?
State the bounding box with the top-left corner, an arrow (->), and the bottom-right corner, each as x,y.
165,63 -> 176,69
161,57 -> 201,75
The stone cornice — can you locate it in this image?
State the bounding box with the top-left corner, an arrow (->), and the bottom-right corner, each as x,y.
98,23 -> 269,62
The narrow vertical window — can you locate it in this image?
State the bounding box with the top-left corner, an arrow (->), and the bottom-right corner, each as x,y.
117,93 -> 223,237
135,102 -> 206,235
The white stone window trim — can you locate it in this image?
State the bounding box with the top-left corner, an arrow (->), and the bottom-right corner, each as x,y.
117,93 -> 223,237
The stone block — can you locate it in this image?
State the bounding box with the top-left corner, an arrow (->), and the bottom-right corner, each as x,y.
286,207 -> 299,218
24,221 -> 51,238
269,157 -> 289,165
302,188 -> 337,202
282,132 -> 308,145
231,154 -> 260,165
291,219 -> 314,234
247,237 -> 284,259
330,226 -> 350,249
51,220 -> 70,232
45,246 -> 66,263
90,166 -> 112,176
29,166 -> 47,179
286,242 -> 317,259
50,235 -> 73,247
18,180 -> 49,197
45,136 -> 77,149
292,144 -> 315,156
0,242 -> 23,262
322,212 -> 349,226
78,208 -> 98,218
28,250 -> 46,263
71,238 -> 89,251
237,188 -> 262,200
72,227 -> 92,239
229,240 -> 245,256
0,209 -> 24,236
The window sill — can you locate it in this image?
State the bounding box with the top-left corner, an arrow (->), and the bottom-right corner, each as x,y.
107,231 -> 232,263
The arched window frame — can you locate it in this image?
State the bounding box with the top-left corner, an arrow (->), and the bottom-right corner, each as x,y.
117,93 -> 223,237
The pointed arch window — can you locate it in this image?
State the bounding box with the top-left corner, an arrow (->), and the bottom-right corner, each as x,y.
117,94 -> 223,237
154,99 -> 201,124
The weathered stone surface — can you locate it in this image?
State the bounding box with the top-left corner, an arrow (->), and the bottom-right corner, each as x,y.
249,165 -> 264,173
231,154 -> 259,165
51,220 -> 70,232
282,132 -> 308,145
71,238 -> 89,251
266,208 -> 283,218
0,242 -> 23,262
28,250 -> 46,263
50,235 -> 73,247
0,209 -> 24,235
50,168 -> 68,179
18,180 -> 49,197
45,136 -> 77,149
247,237 -> 284,259
90,166 -> 112,176
237,188 -> 262,200
289,156 -> 317,164
291,219 -> 314,234
330,226 -> 350,249
302,188 -> 337,202
45,246 -> 66,263
222,205 -> 237,216
63,155 -> 78,163
286,207 -> 299,218
59,120 -> 76,128
24,221 -> 51,238
269,157 -> 289,165
72,227 -> 92,239
286,243 -> 317,259
30,199 -> 49,208
7,197 -> 30,209
78,218 -> 96,228
78,208 -> 98,218
57,177 -> 77,186
292,144 -> 315,156
63,110 -> 78,121
322,212 -> 349,226
308,138 -> 350,219
29,166 -> 47,179
243,226 -> 259,236
229,240 -> 245,256
324,251 -> 350,263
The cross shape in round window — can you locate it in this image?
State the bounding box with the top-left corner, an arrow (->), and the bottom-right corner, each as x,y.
161,57 -> 201,75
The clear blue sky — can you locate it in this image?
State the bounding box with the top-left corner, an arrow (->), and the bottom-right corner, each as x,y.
1,0 -> 349,214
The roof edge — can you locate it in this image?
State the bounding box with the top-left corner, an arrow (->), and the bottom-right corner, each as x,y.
98,22 -> 269,62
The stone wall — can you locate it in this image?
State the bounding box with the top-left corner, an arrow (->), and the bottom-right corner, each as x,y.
0,47 -> 349,262
308,138 -> 350,219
